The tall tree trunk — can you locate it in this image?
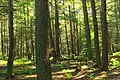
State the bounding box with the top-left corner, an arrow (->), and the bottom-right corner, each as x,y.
49,5 -> 56,63
115,1 -> 119,52
3,20 -> 7,56
72,2 -> 76,56
76,16 -> 80,56
82,0 -> 93,60
0,22 -> 5,59
69,5 -> 74,58
23,5 -> 28,58
79,17 -> 82,54
30,18 -> 35,61
101,0 -> 108,71
20,24 -> 23,58
7,0 -> 14,78
49,18 -> 56,62
62,0 -> 70,57
26,0 -> 31,60
35,0 -> 52,80
90,0 -> 101,67
55,0 -> 60,59
64,15 -> 70,57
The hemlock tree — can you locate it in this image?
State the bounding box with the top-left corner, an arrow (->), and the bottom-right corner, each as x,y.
54,0 -> 60,60
69,5 -> 75,58
35,0 -> 52,80
90,0 -> 101,67
7,0 -> 14,79
82,0 -> 93,60
115,0 -> 119,52
62,0 -> 70,57
101,0 -> 108,71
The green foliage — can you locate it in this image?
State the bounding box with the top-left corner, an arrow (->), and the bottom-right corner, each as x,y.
110,52 -> 120,67
0,0 -> 120,79
0,58 -> 32,66
66,73 -> 73,79
14,58 -> 32,65
23,68 -> 36,75
111,58 -> 120,67
62,69 -> 73,79
51,64 -> 64,71
0,58 -> 35,76
113,52 -> 120,56
87,73 -> 95,79
0,68 -> 7,75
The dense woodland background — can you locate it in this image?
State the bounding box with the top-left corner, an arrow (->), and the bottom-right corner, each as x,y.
0,0 -> 120,80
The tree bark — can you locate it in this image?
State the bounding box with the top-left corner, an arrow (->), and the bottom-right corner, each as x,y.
7,0 -> 14,78
35,0 -> 52,79
82,0 -> 93,60
101,0 -> 108,71
90,0 -> 101,67
54,0 -> 60,60
69,5 -> 75,58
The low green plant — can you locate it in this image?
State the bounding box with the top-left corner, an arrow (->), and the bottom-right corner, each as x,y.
113,52 -> 120,56
87,73 -> 95,79
23,68 -> 33,74
66,73 -> 73,79
111,58 -> 120,67
0,68 -> 7,74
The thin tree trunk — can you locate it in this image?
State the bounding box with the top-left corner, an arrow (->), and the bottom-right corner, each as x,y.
20,24 -> 23,58
69,5 -> 74,58
115,1 -> 119,52
7,0 -> 14,78
82,0 -> 93,60
101,0 -> 108,71
49,5 -> 56,63
76,16 -> 80,56
64,15 -> 70,57
30,18 -> 35,61
90,0 -> 101,67
26,1 -> 31,60
0,22 -> 5,59
79,17 -> 82,54
3,20 -> 7,56
73,2 -> 76,56
55,0 -> 60,59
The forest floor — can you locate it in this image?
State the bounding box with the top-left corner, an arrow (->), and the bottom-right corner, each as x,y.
1,64 -> 120,80
0,52 -> 120,80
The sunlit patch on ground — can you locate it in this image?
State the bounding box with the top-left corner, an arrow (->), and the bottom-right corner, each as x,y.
16,74 -> 37,79
0,60 -> 7,65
